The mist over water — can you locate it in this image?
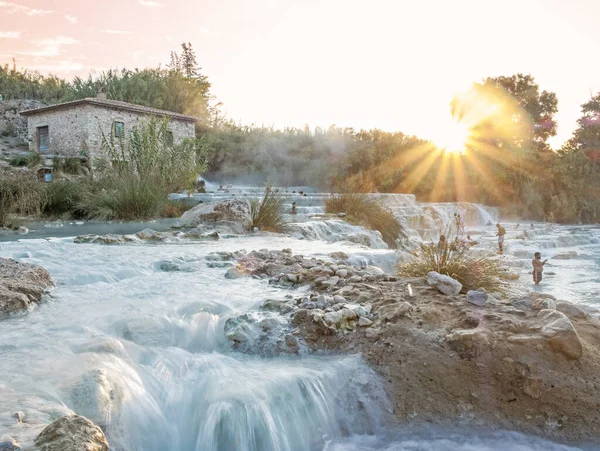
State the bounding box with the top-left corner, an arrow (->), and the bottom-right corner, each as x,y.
0,188 -> 598,450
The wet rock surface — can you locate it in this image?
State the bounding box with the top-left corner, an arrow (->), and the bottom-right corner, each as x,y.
175,198 -> 251,233
233,250 -> 600,444
0,258 -> 54,316
34,414 -> 109,451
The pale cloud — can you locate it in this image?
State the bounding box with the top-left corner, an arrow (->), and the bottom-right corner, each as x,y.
29,60 -> 85,73
0,1 -> 52,16
64,15 -> 77,24
102,29 -> 132,35
138,0 -> 164,6
20,36 -> 80,57
0,31 -> 20,39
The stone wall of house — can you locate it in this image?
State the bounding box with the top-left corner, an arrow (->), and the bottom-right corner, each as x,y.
25,105 -> 89,157
25,104 -> 196,159
84,105 -> 195,159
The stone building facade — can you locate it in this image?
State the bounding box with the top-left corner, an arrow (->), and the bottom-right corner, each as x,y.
20,93 -> 197,160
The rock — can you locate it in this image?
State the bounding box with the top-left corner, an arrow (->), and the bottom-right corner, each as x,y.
75,338 -> 127,358
69,369 -> 123,428
445,328 -> 490,358
258,317 -> 284,331
335,269 -> 348,278
34,415 -> 109,451
466,290 -> 488,307
226,323 -> 254,343
344,303 -> 369,318
0,258 -> 54,316
12,411 -> 24,423
358,317 -> 373,327
322,276 -> 340,288
511,296 -> 533,311
532,297 -> 556,311
135,228 -> 165,241
225,267 -> 246,279
0,437 -> 19,450
176,198 -> 252,233
366,266 -> 385,276
332,295 -> 347,304
319,308 -> 359,332
330,251 -> 348,261
347,275 -> 363,283
284,334 -> 299,350
17,226 -> 28,235
427,271 -> 462,296
552,251 -> 578,260
556,301 -> 590,319
377,302 -> 413,321
286,273 -> 298,284
537,310 -> 583,360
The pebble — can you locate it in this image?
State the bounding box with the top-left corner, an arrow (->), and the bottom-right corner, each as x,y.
335,269 -> 348,278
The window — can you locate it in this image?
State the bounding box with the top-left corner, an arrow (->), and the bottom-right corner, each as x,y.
37,126 -> 49,152
113,121 -> 125,138
166,130 -> 174,146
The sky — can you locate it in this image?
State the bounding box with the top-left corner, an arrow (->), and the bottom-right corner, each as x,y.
1,0 -> 599,148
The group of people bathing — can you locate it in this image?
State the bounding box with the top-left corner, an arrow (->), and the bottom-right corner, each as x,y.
445,218 -> 547,286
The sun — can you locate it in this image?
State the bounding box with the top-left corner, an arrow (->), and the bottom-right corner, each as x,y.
430,118 -> 470,154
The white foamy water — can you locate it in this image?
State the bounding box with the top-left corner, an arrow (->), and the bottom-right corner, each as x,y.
1,191 -> 598,449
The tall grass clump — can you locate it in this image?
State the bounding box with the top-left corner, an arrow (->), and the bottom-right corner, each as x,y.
91,116 -> 208,220
10,153 -> 42,168
250,186 -> 285,232
43,180 -> 84,217
397,235 -> 510,292
325,193 -> 405,248
0,175 -> 47,226
78,175 -> 165,220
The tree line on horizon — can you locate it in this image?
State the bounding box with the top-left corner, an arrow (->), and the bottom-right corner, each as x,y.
1,44 -> 599,223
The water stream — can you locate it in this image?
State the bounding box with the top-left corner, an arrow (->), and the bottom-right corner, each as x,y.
1,190 -> 598,450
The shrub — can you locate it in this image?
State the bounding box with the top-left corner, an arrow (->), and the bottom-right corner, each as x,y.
78,175 -> 165,220
43,180 -> 84,217
397,236 -> 510,292
325,193 -> 405,248
0,175 -> 47,226
9,153 -> 42,168
250,186 -> 285,232
53,157 -> 85,175
163,200 -> 193,218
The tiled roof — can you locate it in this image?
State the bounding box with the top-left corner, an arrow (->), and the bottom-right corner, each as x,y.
20,97 -> 198,122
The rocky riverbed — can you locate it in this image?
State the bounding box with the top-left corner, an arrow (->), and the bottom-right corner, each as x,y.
217,248 -> 600,444
0,258 -> 53,316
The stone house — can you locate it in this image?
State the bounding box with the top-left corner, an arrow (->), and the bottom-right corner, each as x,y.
20,92 -> 197,161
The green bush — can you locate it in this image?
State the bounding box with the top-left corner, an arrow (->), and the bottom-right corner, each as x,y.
43,180 -> 84,217
250,186 -> 285,232
0,175 -> 47,226
9,153 -> 42,168
397,235 -> 510,292
53,157 -> 85,175
78,175 -> 166,220
325,193 -> 405,248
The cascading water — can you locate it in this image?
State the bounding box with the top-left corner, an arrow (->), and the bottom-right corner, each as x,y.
1,186 -> 598,450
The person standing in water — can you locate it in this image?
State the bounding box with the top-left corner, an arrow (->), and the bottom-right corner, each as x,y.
532,252 -> 548,285
291,202 -> 297,214
496,223 -> 506,254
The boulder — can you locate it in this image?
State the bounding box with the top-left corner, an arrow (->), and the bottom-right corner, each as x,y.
537,310 -> 583,360
224,267 -> 246,279
552,251 -> 577,260
377,302 -> 413,321
34,415 -> 109,451
445,327 -> 490,358
532,297 -> 556,311
427,271 -> 462,296
556,301 -> 590,320
511,296 -> 533,311
0,258 -> 53,316
69,369 -> 123,428
135,228 -> 166,241
466,290 -> 488,307
176,198 -> 252,233
358,317 -> 373,327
